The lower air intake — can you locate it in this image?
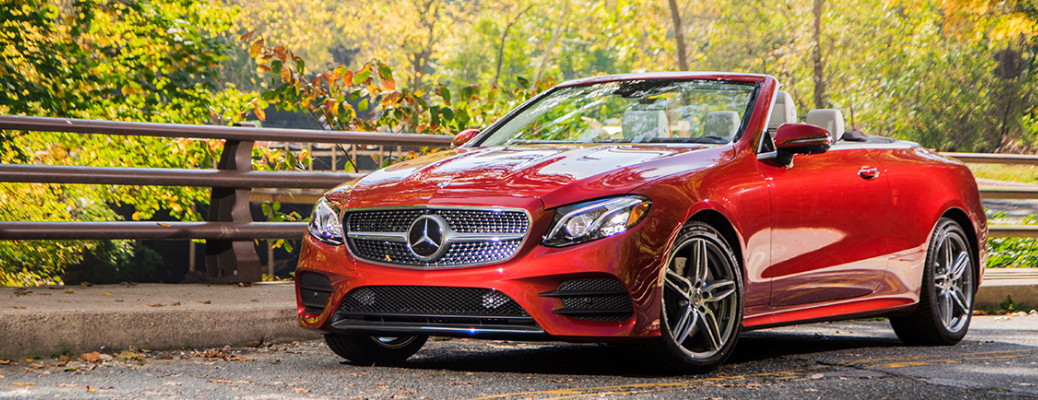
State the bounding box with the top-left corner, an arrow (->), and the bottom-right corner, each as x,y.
339,286 -> 528,317
298,273 -> 333,315
540,278 -> 634,321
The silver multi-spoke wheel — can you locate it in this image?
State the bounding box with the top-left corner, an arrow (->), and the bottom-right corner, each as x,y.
664,238 -> 738,357
933,230 -> 973,334
891,218 -> 975,345
643,222 -> 742,373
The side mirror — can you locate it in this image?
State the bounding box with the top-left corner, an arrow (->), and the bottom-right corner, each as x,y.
452,128 -> 480,148
774,123 -> 832,166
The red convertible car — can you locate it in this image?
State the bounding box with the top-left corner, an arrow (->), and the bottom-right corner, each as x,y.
295,73 -> 987,372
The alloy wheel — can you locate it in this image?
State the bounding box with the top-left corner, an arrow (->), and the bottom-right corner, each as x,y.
933,230 -> 973,334
662,236 -> 739,358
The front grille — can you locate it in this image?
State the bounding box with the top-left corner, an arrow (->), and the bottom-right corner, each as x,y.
541,278 -> 634,322
343,208 -> 529,268
298,273 -> 334,315
340,286 -> 528,317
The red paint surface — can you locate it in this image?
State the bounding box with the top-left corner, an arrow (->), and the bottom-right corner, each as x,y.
296,73 -> 987,340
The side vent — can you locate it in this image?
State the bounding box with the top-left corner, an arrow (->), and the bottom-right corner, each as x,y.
299,273 -> 334,315
540,278 -> 634,321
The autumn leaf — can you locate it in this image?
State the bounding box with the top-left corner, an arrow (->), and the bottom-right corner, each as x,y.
239,30 -> 255,42
248,38 -> 265,58
80,352 -> 102,363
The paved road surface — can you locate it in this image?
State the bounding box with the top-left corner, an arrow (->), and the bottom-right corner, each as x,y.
1,316 -> 1036,399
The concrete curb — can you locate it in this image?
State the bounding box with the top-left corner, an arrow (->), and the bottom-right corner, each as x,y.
0,283 -> 320,359
1,270 -> 1034,359
976,268 -> 1038,309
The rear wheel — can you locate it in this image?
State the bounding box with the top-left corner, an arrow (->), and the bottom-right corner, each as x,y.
639,222 -> 743,373
890,218 -> 975,345
324,334 -> 428,365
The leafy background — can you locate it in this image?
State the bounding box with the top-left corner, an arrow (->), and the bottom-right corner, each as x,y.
1,0 -> 1037,285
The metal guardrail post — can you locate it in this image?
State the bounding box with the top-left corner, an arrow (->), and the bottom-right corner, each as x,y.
206,136 -> 262,282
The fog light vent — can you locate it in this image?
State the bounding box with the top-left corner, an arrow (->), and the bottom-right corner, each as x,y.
298,273 -> 333,315
540,278 -> 634,321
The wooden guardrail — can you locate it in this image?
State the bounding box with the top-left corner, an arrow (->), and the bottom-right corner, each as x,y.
941,152 -> 1038,240
0,115 -> 452,282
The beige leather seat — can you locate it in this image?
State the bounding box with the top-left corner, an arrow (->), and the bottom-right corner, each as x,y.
703,111 -> 740,141
622,109 -> 669,141
768,90 -> 797,130
806,109 -> 845,141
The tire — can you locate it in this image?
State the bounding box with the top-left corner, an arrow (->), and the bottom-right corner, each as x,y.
324,333 -> 428,365
890,218 -> 975,345
638,222 -> 743,373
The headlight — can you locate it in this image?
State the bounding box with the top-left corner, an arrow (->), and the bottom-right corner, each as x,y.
543,196 -> 651,247
307,197 -> 344,245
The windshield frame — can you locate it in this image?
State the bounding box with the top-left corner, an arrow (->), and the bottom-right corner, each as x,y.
470,77 -> 764,147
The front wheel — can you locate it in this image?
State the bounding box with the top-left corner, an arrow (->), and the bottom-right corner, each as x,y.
638,222 -> 743,373
324,334 -> 428,365
890,218 -> 975,345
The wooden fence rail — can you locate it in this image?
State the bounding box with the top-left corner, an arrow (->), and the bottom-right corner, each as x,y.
0,115 -> 452,282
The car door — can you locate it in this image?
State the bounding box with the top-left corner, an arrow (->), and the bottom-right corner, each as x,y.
758,146 -> 891,307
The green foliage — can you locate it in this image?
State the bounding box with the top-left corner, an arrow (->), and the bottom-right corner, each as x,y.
0,0 -> 248,286
987,214 -> 1038,268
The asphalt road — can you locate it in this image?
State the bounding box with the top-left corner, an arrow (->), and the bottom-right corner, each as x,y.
1,316 -> 1036,400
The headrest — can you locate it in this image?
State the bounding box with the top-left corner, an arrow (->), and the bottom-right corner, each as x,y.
767,90 -> 797,130
622,109 -> 669,141
703,111 -> 740,140
805,109 -> 845,141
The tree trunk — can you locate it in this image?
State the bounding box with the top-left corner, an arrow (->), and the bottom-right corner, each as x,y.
494,5 -> 532,87
811,0 -> 826,109
532,3 -> 567,84
668,0 -> 688,71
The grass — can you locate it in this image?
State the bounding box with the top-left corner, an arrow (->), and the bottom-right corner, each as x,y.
968,163 -> 1038,185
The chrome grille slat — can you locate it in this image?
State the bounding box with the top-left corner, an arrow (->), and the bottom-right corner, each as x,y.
343,208 -> 530,268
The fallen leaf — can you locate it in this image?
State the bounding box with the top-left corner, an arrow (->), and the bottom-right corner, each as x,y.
13,288 -> 31,296
163,355 -> 173,360
0,360 -> 10,365
11,306 -> 26,309
115,300 -> 124,302
11,382 -> 35,386
80,352 -> 102,363
102,292 -> 111,296
118,351 -> 144,362
292,388 -> 312,393
148,304 -> 165,308
28,363 -> 46,369
80,282 -> 92,287
251,299 -> 260,302
170,302 -> 181,307
807,373 -> 825,380
199,300 -> 212,305
86,386 -> 97,392
64,289 -> 74,294
163,381 -> 181,386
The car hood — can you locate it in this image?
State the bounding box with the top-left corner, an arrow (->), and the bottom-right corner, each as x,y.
333,144 -> 730,210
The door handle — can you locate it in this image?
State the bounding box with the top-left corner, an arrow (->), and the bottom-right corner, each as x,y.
858,166 -> 880,179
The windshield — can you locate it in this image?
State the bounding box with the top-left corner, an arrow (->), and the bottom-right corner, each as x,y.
479,79 -> 758,146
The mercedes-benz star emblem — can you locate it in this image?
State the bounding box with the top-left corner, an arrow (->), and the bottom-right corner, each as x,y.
407,215 -> 449,261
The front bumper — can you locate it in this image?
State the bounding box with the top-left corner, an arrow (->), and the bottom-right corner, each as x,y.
294,212 -> 673,341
